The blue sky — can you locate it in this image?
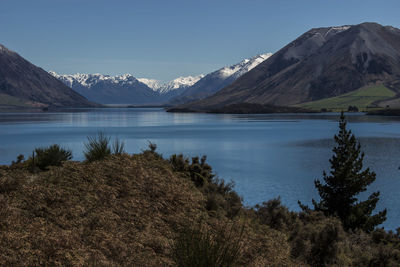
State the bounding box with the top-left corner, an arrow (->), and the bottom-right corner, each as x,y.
1,0 -> 399,81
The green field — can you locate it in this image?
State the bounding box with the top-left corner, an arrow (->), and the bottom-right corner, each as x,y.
298,85 -> 396,111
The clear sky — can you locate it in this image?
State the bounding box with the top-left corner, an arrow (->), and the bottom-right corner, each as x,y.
1,0 -> 399,81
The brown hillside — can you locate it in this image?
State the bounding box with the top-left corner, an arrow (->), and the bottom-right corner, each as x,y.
0,153 -> 291,266
0,149 -> 399,266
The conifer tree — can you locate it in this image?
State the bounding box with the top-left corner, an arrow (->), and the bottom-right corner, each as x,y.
301,112 -> 386,232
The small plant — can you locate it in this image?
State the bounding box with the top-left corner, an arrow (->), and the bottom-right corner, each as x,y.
112,137 -> 125,155
148,141 -> 157,153
29,144 -> 72,171
11,154 -> 24,166
84,132 -> 111,162
172,222 -> 243,267
84,133 -> 127,162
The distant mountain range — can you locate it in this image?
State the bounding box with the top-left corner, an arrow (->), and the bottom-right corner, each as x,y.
177,22 -> 400,112
0,44 -> 96,110
50,73 -> 157,105
49,72 -> 204,105
50,54 -> 270,105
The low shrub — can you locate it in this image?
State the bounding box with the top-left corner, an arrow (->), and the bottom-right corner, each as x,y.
169,154 -> 242,218
204,178 -> 242,218
255,197 -> 298,231
11,154 -> 24,166
29,144 -> 72,171
290,211 -> 345,266
169,154 -> 214,187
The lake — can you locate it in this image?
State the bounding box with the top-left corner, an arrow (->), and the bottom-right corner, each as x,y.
1,108 -> 400,230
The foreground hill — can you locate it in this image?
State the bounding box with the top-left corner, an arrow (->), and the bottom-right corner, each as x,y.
0,152 -> 291,266
1,149 -> 399,266
178,22 -> 400,112
0,44 -> 97,110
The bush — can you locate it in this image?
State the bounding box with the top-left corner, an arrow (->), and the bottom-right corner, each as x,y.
204,178 -> 242,218
290,211 -> 345,266
30,144 -> 72,171
169,154 -> 242,218
255,197 -> 298,231
11,155 -> 24,166
172,222 -> 243,267
169,154 -> 214,187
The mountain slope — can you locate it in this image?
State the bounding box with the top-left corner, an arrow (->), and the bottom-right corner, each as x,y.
171,53 -> 272,104
181,23 -> 400,111
0,44 -> 96,108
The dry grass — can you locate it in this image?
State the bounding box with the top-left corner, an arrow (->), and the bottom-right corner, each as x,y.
0,152 -> 293,266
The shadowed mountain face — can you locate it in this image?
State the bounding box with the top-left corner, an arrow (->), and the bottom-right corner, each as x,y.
0,44 -> 96,108
183,23 -> 400,110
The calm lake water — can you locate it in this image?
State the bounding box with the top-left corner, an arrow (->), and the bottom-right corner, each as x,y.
1,108 -> 400,230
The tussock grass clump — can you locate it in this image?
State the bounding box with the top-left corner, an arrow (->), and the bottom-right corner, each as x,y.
84,132 -> 111,162
112,137 -> 125,155
172,221 -> 244,267
84,132 -> 125,162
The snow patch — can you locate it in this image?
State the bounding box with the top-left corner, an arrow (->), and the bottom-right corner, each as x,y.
50,71 -> 204,94
49,72 -> 139,89
217,53 -> 272,78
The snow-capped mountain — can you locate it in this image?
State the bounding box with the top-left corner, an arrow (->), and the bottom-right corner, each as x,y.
50,72 -> 205,105
49,72 -> 162,105
171,53 -> 272,104
138,75 -> 204,94
217,53 -> 272,79
136,78 -> 162,91
49,72 -> 142,88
